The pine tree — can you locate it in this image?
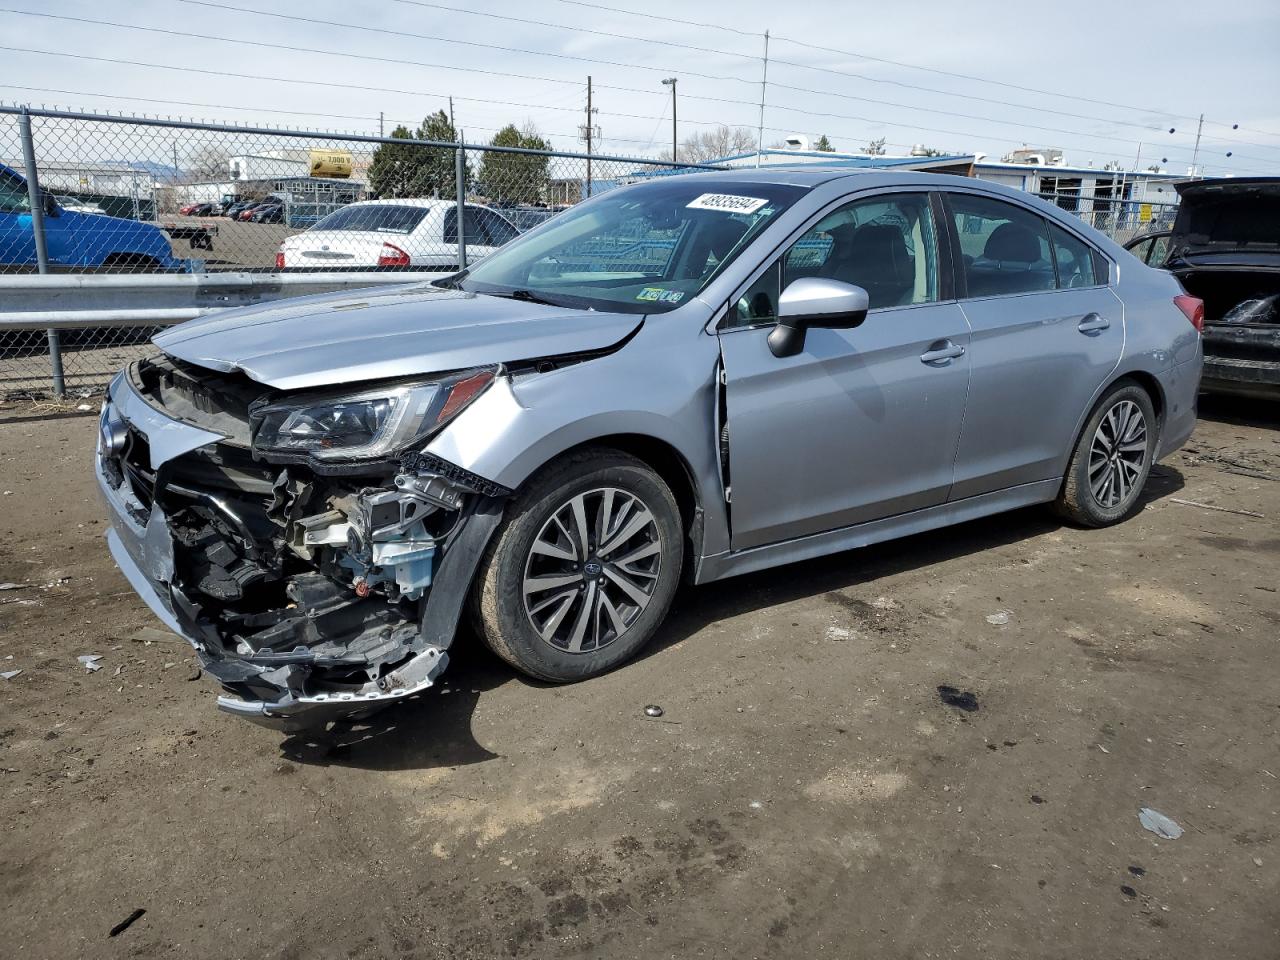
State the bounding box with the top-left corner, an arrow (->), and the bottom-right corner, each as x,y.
476,124 -> 551,204
368,111 -> 467,199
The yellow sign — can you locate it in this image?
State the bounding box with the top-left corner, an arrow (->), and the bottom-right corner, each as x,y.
309,149 -> 353,179
1139,203 -> 1153,223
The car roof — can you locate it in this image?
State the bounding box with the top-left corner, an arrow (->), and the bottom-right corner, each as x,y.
342,198 -> 468,209
653,166 -> 1014,193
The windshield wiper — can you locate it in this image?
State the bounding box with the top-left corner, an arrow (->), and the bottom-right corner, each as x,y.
495,288 -> 562,306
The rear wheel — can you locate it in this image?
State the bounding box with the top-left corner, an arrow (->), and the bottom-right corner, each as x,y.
1055,381 -> 1158,527
472,450 -> 683,682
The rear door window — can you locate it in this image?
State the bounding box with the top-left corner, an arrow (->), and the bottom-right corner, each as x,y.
443,205 -> 516,246
313,204 -> 427,234
948,193 -> 1055,298
1047,222 -> 1100,288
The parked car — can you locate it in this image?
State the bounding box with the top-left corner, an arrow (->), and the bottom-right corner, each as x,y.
0,162 -> 185,272
250,203 -> 284,224
1127,177 -> 1279,399
503,204 -> 562,233
276,198 -> 517,270
179,202 -> 202,215
223,199 -> 255,219
54,196 -> 106,215
230,198 -> 280,221
98,170 -> 1201,729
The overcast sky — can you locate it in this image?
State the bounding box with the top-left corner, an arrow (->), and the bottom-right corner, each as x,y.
3,0 -> 1279,175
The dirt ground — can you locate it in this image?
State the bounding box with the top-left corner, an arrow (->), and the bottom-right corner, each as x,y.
1,397 -> 1277,959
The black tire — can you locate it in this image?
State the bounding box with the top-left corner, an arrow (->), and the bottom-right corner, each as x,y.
1055,380 -> 1159,527
471,449 -> 683,683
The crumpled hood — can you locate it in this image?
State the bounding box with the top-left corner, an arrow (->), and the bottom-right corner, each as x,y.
152,283 -> 642,391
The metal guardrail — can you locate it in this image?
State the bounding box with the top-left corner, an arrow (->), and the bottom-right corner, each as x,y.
0,271 -> 445,329
1,104 -> 724,399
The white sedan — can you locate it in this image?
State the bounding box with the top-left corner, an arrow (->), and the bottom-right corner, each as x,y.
276,198 -> 519,270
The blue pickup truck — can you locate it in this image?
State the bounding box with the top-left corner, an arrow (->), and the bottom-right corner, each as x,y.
1,162 -> 186,271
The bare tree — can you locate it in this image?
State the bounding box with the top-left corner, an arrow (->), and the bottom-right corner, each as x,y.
661,125 -> 758,164
862,137 -> 887,156
184,146 -> 231,182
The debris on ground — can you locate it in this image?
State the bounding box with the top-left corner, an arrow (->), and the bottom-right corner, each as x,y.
1120,884 -> 1138,899
1,669 -> 21,680
1128,865 -> 1146,877
0,582 -> 24,591
129,627 -> 186,646
643,704 -> 665,718
985,610 -> 1012,626
937,685 -> 979,712
77,655 -> 104,673
1139,807 -> 1184,840
108,908 -> 146,938
1169,497 -> 1264,520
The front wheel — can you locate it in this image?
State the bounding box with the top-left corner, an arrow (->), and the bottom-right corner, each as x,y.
471,450 -> 683,682
1055,381 -> 1159,527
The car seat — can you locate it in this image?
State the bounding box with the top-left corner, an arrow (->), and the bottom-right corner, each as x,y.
821,223 -> 914,308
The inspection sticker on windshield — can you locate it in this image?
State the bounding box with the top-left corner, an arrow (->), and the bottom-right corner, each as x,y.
686,193 -> 768,215
637,287 -> 685,303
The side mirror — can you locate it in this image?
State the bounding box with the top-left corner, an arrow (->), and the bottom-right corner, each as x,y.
42,191 -> 60,218
767,278 -> 869,358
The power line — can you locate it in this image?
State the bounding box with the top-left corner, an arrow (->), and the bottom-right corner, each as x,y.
2,10 -> 1269,173
144,1 -> 758,85
547,0 -> 760,38
544,0 -> 1278,140
386,0 -> 757,63
769,34 -> 1278,140
358,0 -> 1280,154
5,42 -> 1265,174
0,81 -> 666,145
0,49 -> 752,133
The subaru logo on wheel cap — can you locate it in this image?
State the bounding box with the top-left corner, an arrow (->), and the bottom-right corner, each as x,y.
583,561 -> 603,577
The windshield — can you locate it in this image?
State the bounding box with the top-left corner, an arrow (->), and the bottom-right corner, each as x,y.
310,204 -> 429,235
454,179 -> 807,313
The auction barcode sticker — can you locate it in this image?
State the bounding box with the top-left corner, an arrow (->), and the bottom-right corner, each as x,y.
686,193 -> 768,214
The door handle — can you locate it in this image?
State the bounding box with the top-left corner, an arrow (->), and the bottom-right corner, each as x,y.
1077,312 -> 1111,333
920,340 -> 965,365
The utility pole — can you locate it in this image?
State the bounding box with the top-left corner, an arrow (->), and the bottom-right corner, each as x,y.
584,75 -> 595,199
448,97 -> 454,131
755,30 -> 770,169
1190,112 -> 1204,177
662,78 -> 678,163
379,111 -> 384,137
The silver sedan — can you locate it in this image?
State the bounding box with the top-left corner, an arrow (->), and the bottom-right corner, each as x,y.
97,169 -> 1203,728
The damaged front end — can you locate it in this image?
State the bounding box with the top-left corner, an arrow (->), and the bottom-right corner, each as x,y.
96,355 -> 508,730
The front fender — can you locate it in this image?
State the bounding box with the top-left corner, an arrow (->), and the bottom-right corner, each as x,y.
424,328 -> 729,557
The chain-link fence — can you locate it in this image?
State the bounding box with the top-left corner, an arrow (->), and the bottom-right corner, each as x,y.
0,106 -> 718,397
1033,191 -> 1180,246
1,106 -> 1189,401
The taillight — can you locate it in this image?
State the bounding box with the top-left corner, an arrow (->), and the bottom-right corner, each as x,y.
1173,293 -> 1204,333
275,250 -> 285,270
377,242 -> 411,268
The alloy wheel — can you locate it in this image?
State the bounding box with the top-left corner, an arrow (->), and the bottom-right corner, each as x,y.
522,487 -> 663,654
1087,399 -> 1148,509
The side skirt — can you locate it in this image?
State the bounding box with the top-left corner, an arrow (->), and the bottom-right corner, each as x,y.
694,479 -> 1060,584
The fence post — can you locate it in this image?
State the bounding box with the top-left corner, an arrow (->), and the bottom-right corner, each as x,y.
454,144 -> 467,271
17,106 -> 65,397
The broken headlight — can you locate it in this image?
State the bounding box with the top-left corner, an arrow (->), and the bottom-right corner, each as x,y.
252,368 -> 494,462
